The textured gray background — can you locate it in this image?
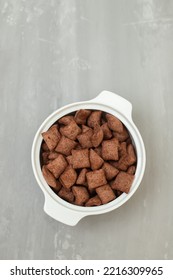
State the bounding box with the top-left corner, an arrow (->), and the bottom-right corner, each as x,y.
0,0 -> 173,260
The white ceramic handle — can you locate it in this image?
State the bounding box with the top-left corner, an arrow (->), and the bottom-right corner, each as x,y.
44,193 -> 86,226
92,90 -> 132,120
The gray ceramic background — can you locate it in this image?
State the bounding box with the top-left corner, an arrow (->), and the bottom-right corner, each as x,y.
0,0 -> 173,260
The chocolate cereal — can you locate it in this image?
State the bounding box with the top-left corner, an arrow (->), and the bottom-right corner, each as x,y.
40,109 -> 137,206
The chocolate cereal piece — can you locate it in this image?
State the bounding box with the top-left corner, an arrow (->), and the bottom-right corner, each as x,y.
90,149 -> 104,170
85,195 -> 102,207
76,168 -> 88,185
72,186 -> 90,206
126,137 -> 132,145
106,113 -> 123,133
59,165 -> 77,189
72,149 -> 90,169
42,165 -> 57,189
42,152 -> 50,165
77,128 -> 93,148
91,125 -> 104,147
102,162 -> 119,180
87,110 -> 102,128
48,152 -> 60,160
46,154 -> 67,178
94,146 -> 102,157
74,109 -> 91,124
86,169 -> 107,189
42,142 -> 49,151
111,171 -> 134,193
82,125 -> 90,133
42,124 -> 61,151
127,165 -> 136,175
113,126 -> 129,142
58,115 -> 74,125
127,144 -> 137,165
58,187 -> 74,203
101,123 -> 112,139
60,120 -> 81,140
117,143 -> 137,171
109,160 -> 119,169
117,155 -> 129,171
55,136 -> 77,156
96,184 -> 116,204
66,155 -> 73,165
102,138 -> 119,161
54,180 -> 62,192
119,142 -> 127,157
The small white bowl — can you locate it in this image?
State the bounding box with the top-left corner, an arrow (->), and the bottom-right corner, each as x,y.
31,91 -> 146,226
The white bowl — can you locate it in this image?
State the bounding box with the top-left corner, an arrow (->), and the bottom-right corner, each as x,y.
31,91 -> 146,226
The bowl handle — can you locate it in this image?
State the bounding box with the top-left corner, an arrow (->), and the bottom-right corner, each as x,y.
91,90 -> 132,121
44,193 -> 86,226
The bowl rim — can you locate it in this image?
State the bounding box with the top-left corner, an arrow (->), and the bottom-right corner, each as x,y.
31,99 -> 146,215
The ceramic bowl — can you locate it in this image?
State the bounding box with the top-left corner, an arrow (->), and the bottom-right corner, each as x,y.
31,91 -> 146,226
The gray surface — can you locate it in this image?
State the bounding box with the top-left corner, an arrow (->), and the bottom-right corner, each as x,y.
0,0 -> 173,260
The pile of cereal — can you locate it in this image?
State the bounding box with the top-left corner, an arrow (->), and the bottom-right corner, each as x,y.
40,110 -> 137,206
